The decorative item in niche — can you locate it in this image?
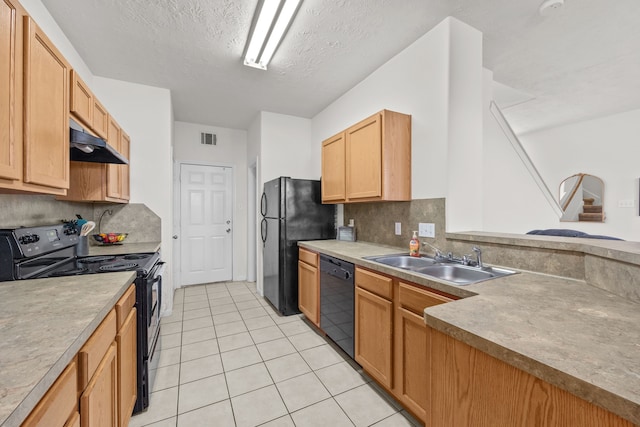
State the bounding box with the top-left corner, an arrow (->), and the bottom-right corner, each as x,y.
559,173 -> 604,222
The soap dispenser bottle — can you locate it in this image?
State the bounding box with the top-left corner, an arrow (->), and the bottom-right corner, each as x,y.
409,231 -> 420,257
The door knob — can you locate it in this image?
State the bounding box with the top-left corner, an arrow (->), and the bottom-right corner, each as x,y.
172,235 -> 178,239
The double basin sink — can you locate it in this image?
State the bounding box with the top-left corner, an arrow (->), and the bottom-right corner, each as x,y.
364,254 -> 516,285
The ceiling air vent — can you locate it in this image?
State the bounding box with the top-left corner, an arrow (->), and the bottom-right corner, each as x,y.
201,132 -> 217,146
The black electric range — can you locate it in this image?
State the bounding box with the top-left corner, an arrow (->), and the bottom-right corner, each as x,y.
0,223 -> 164,414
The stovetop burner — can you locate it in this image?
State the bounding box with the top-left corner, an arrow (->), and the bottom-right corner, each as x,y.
49,268 -> 89,277
79,256 -> 117,264
99,262 -> 139,272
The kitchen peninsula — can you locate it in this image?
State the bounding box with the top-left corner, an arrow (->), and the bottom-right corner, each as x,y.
299,233 -> 640,426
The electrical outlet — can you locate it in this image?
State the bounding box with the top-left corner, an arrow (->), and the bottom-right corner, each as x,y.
618,199 -> 634,208
418,223 -> 435,238
395,222 -> 402,235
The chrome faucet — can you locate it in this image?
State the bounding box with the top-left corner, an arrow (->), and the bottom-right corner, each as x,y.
421,241 -> 447,261
472,246 -> 483,269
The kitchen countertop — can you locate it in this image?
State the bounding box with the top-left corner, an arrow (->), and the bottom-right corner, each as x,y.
299,239 -> 640,425
0,272 -> 136,427
87,241 -> 161,256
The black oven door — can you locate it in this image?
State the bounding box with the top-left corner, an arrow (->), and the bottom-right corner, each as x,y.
146,261 -> 165,356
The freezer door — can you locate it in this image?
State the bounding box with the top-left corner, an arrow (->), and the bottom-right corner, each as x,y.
262,177 -> 285,219
262,217 -> 283,311
284,179 -> 336,241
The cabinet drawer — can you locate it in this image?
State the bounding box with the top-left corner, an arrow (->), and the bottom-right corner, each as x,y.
115,284 -> 135,329
355,267 -> 393,300
299,248 -> 318,267
22,360 -> 78,427
398,282 -> 453,316
78,309 -> 116,389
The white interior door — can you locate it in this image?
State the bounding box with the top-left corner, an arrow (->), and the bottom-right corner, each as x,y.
180,164 -> 233,286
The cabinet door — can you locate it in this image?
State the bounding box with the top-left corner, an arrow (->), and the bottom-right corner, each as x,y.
22,360 -> 78,427
23,16 -> 69,189
116,308 -> 136,427
298,260 -> 319,326
69,70 -> 92,128
396,308 -> 429,422
92,99 -> 108,139
80,342 -> 118,427
321,132 -> 346,202
0,0 -> 20,180
346,114 -> 382,201
119,131 -> 130,201
106,117 -> 121,199
355,286 -> 393,388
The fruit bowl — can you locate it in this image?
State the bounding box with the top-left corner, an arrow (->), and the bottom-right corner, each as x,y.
93,233 -> 128,245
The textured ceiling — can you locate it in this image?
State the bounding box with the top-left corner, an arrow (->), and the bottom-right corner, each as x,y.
41,0 -> 640,133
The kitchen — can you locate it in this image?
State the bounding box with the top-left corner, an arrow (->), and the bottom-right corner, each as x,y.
1,0 -> 640,426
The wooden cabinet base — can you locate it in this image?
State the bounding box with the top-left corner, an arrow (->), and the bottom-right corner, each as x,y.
429,329 -> 635,427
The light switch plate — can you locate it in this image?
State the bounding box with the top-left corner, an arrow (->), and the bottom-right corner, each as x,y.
395,222 -> 402,235
418,223 -> 435,238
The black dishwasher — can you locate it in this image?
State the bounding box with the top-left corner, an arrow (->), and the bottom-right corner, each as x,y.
319,254 -> 355,358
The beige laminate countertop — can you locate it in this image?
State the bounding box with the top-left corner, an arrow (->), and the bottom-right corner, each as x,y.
299,239 -> 640,425
0,271 -> 136,427
87,241 -> 161,256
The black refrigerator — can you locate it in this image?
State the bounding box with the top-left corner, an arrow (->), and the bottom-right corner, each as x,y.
261,177 -> 336,315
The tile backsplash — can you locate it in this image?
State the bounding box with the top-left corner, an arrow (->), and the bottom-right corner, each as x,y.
343,198 -> 447,253
0,195 -> 160,243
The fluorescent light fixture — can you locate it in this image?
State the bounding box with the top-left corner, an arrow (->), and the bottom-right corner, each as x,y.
244,0 -> 302,70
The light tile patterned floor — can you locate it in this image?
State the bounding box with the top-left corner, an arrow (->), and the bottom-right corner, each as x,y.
129,281 -> 421,427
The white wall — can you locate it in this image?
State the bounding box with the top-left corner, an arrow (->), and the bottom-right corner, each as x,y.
312,18 -> 452,201
92,77 -> 175,313
482,70 -> 560,233
173,121 -> 248,282
260,112 -> 314,182
519,108 -> 640,240
444,19 -> 484,232
19,0 -> 93,84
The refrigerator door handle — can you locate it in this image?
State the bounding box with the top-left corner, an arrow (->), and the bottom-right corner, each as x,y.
260,218 -> 267,246
260,192 -> 267,217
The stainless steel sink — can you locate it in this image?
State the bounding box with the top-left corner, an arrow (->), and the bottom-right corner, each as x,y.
364,254 -> 438,270
364,254 -> 516,285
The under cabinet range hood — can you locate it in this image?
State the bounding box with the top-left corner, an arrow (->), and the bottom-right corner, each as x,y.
69,119 -> 128,165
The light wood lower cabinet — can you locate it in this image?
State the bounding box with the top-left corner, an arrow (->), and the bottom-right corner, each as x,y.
80,342 -> 118,427
116,284 -> 137,427
394,282 -> 453,423
21,360 -> 78,427
429,328 -> 635,427
354,268 -> 394,389
298,248 -> 320,326
22,284 -> 137,427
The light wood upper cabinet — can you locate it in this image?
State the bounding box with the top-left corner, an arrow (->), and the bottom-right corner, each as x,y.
321,133 -> 346,202
70,70 -> 93,128
91,99 -> 108,139
23,16 -> 69,190
106,117 -> 122,199
0,5 -> 69,195
298,248 -> 320,326
0,0 -> 20,181
119,131 -> 130,202
321,110 -> 411,204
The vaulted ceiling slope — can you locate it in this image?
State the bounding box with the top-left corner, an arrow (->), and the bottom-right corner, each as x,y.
41,0 -> 640,133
